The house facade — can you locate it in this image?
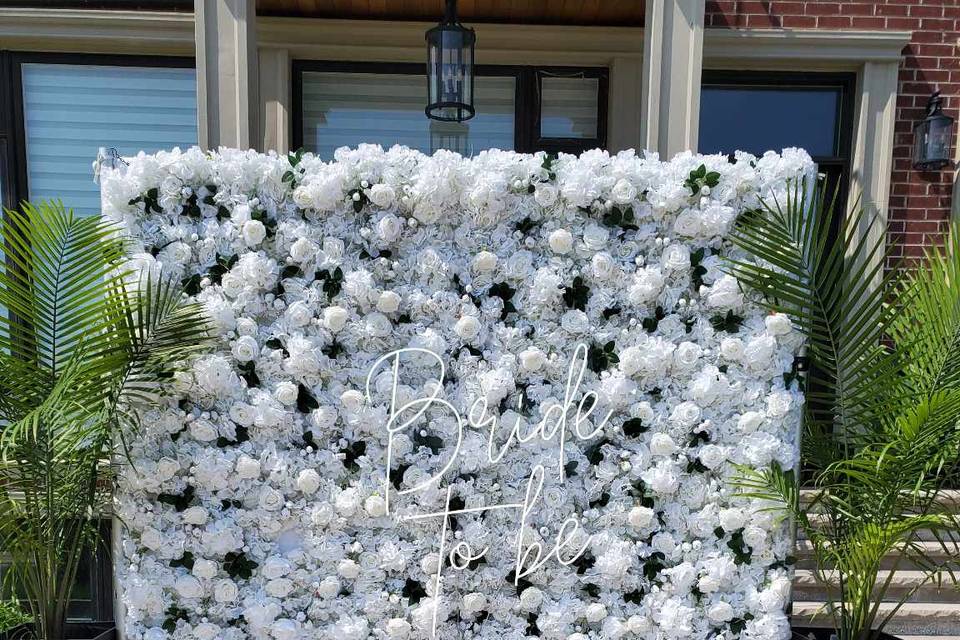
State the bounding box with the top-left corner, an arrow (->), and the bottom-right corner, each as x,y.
0,0 -> 957,636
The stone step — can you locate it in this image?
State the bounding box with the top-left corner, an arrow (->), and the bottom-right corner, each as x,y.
794,570 -> 960,603
792,602 -> 960,636
795,540 -> 960,571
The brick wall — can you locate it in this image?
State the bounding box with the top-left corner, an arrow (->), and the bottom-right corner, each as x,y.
705,0 -> 959,261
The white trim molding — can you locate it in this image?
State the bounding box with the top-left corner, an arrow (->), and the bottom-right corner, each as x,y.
641,0 -> 706,159
703,28 -> 911,243
0,8 -> 194,55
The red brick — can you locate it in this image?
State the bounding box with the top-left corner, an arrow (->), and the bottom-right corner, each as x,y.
817,15 -> 854,27
840,2 -> 875,15
886,16 -> 922,28
747,13 -> 782,26
779,14 -> 818,26
876,3 -> 910,16
809,2 -> 843,14
909,4 -> 946,18
849,16 -> 887,27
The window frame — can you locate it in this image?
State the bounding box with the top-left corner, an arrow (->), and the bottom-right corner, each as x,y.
291,60 -> 609,156
699,69 -> 857,207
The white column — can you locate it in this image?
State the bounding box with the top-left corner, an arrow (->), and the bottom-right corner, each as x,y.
258,47 -> 290,153
849,61 -> 900,233
195,0 -> 258,150
608,56 -> 644,153
640,0 -> 705,158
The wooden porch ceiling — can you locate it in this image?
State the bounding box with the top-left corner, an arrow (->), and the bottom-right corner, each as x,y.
255,0 -> 646,26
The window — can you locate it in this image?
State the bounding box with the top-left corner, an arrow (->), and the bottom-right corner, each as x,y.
699,71 -> 856,205
293,62 -> 607,157
19,60 -> 197,216
0,52 -> 198,624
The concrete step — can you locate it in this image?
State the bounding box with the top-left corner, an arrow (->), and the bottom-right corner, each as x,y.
794,570 -> 960,603
792,602 -> 960,636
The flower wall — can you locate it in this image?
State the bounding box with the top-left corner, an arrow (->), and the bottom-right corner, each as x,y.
102,146 -> 811,640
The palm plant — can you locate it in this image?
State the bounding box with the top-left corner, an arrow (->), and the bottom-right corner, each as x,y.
0,200 -> 210,640
729,181 -> 960,640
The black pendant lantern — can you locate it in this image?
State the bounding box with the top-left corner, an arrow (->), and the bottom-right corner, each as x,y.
913,91 -> 955,171
425,0 -> 476,122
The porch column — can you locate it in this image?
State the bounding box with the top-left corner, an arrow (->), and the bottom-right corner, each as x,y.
194,0 -> 258,150
640,0 -> 705,158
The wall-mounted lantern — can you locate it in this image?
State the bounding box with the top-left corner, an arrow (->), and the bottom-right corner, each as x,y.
913,91 -> 954,171
426,0 -> 476,122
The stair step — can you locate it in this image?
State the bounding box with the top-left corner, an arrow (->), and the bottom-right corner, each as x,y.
795,540 -> 960,570
794,570 -> 960,603
792,602 -> 960,635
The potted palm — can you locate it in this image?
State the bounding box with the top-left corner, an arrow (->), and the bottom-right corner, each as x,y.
0,201 -> 210,640
730,183 -> 960,640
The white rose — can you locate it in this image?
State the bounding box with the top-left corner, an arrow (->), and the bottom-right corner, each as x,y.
156,457 -> 180,481
591,252 -> 617,280
236,455 -> 261,479
377,214 -> 403,243
259,487 -> 285,511
242,219 -> 267,246
472,250 -> 498,273
338,558 -> 360,579
628,506 -> 655,529
289,237 -> 317,262
670,401 -> 701,427
297,469 -> 321,495
266,578 -> 294,598
192,558 -> 217,580
232,335 -> 259,362
271,619 -> 300,640
236,317 -> 258,337
369,183 -> 396,208
385,618 -> 411,640
262,556 -> 292,579
673,341 -> 701,369
214,578 -> 238,603
720,337 -> 744,360
175,575 -> 203,599
744,335 -> 777,368
462,592 -> 487,613
286,300 -> 313,327
698,444 -> 727,469
706,275 -> 743,309
377,291 -> 401,313
766,390 -> 793,417
275,381 -> 298,406
182,506 -> 208,526
365,494 -> 388,517
662,243 -> 691,271
610,178 -> 637,204
719,507 -> 747,532
340,389 -> 364,412
673,210 -> 703,237
454,315 -> 481,341
582,223 -> 609,251
629,267 -> 665,305
189,419 -> 218,442
650,433 -> 678,456
583,602 -> 607,623
519,347 -> 546,372
324,306 -> 349,331
519,586 -> 543,611
194,622 -> 221,640
318,576 -> 340,598
765,313 -> 793,335
534,183 -> 558,208
548,228 -> 574,254
707,602 -> 734,623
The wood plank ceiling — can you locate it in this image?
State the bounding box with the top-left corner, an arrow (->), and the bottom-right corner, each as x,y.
255,0 -> 645,26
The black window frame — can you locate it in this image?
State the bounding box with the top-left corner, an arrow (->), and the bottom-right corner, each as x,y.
699,69 -> 857,208
0,50 -> 196,625
292,60 -> 608,156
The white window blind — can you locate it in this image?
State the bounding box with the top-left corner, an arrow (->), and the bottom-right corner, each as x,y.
540,76 -> 599,139
21,63 -> 198,216
301,71 -> 515,158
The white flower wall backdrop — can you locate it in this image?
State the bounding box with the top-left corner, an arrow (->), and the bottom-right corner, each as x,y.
102,145 -> 812,640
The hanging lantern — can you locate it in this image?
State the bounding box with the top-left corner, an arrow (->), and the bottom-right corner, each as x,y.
913,91 -> 954,171
426,0 -> 476,122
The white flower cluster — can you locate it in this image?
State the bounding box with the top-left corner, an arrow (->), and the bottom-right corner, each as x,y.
103,145 -> 811,640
